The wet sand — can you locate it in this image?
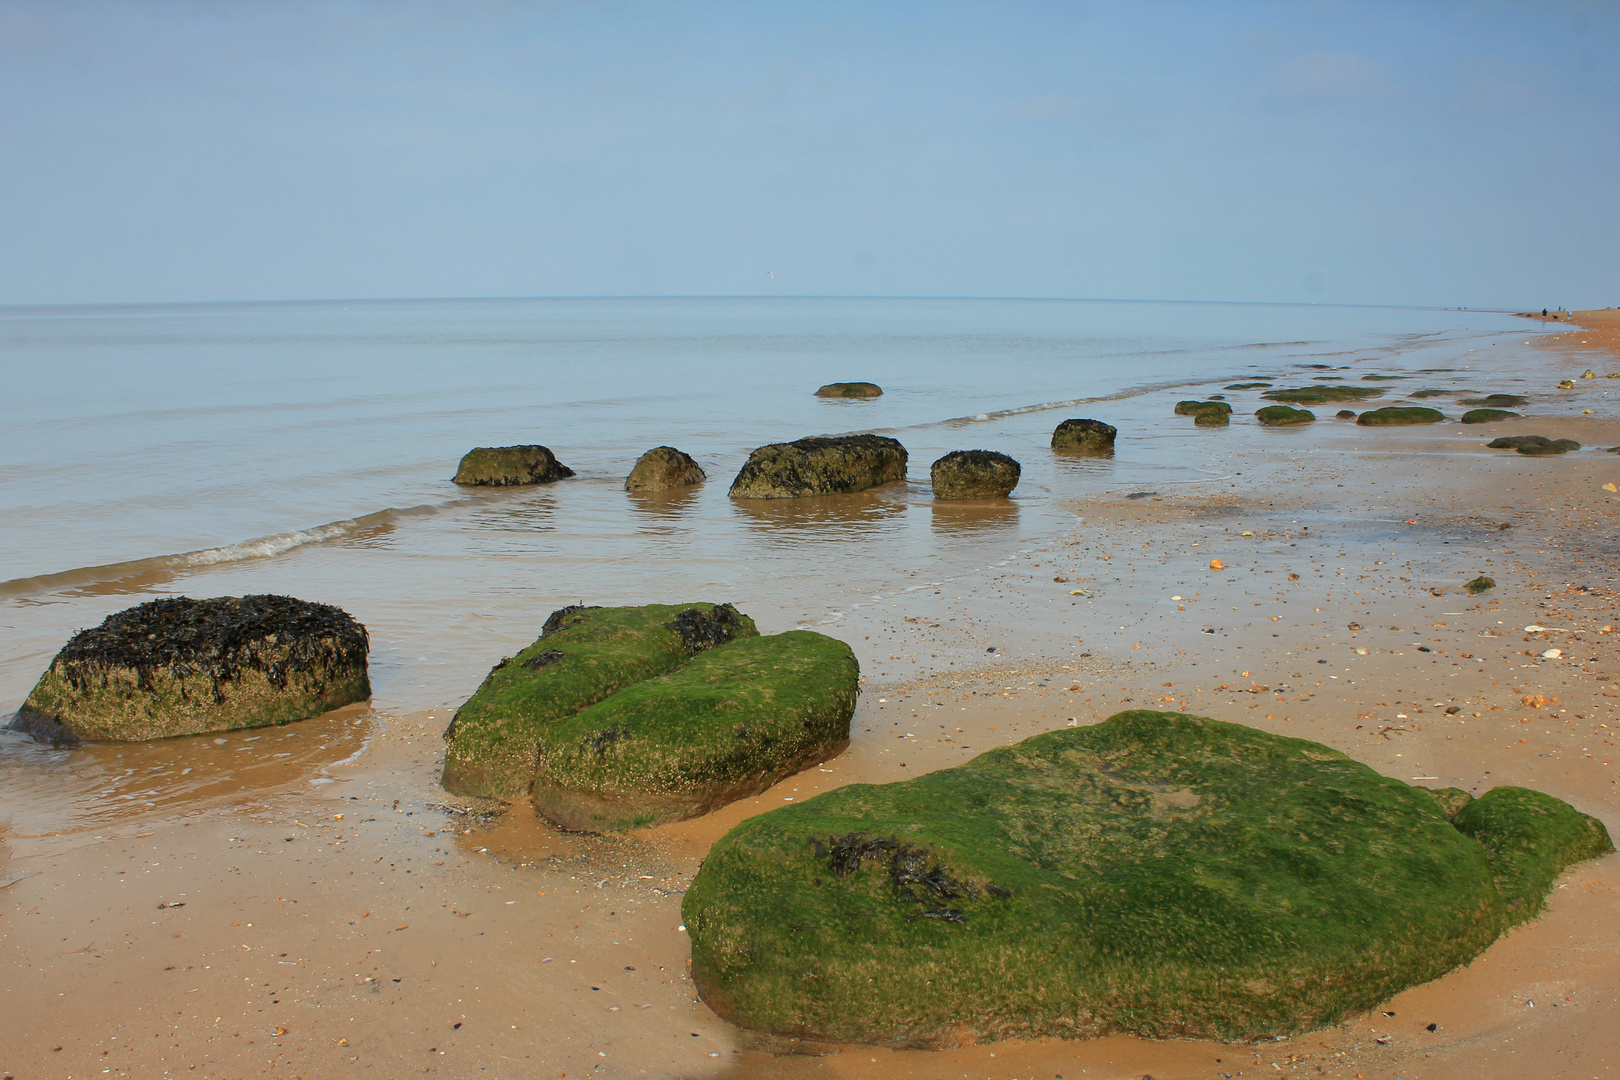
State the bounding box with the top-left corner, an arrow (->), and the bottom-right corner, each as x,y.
6,327 -> 1620,1079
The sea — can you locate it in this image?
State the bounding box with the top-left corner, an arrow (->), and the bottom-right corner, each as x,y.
0,296 -> 1562,727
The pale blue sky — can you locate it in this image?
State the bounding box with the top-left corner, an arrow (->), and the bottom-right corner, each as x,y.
1,1 -> 1615,307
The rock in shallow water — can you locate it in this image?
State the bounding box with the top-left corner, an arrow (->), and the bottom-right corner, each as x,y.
1255,405 -> 1315,426
1356,406 -> 1445,426
13,595 -> 370,742
729,435 -> 907,499
815,382 -> 883,398
441,603 -> 857,831
625,446 -> 705,491
683,711 -> 1611,1047
930,450 -> 1020,499
453,444 -> 575,486
1050,418 -> 1117,453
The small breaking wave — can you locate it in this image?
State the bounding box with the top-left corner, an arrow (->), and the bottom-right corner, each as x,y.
0,503 -> 448,600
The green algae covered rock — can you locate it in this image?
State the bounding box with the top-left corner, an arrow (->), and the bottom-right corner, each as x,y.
1335,409 -> 1358,419
1255,405 -> 1315,426
530,630 -> 859,832
815,382 -> 883,398
1466,575 -> 1496,594
14,596 -> 370,743
454,444 -> 575,486
1175,401 -> 1232,426
1225,381 -> 1272,390
1050,418 -> 1117,453
729,435 -> 908,499
1487,435 -> 1580,456
442,603 -> 858,830
1461,409 -> 1520,424
625,446 -> 705,492
684,711 -> 1612,1048
930,450 -> 1021,499
1356,406 -> 1444,426
1261,385 -> 1381,406
1462,393 -> 1529,408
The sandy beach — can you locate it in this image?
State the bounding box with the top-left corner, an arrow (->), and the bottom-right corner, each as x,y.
5,314 -> 1620,1080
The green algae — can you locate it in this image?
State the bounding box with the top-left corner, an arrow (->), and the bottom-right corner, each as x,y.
1487,436 -> 1580,456
1175,401 -> 1233,422
1261,385 -> 1382,406
1224,382 -> 1272,390
1255,405 -> 1315,426
442,603 -> 758,799
684,711 -> 1612,1048
1465,576 -> 1496,594
1461,409 -> 1520,424
530,631 -> 858,832
1356,407 -> 1445,426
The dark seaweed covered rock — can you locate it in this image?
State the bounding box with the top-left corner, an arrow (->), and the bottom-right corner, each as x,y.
625,446 -> 705,492
1487,435 -> 1580,456
815,382 -> 883,398
1461,409 -> 1520,424
729,435 -> 908,499
683,711 -> 1612,1048
454,445 -> 575,486
1261,385 -> 1382,406
442,603 -> 858,831
1335,409 -> 1358,419
1050,418 -> 1117,453
1255,405 -> 1315,426
930,450 -> 1020,499
1466,575 -> 1496,594
1224,381 -> 1272,390
1356,406 -> 1444,426
13,596 -> 370,742
1462,393 -> 1528,408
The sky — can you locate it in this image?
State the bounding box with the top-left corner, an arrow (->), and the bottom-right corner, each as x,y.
0,1 -> 1616,308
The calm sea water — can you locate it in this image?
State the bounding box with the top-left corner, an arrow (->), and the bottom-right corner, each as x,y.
0,297 -> 1552,717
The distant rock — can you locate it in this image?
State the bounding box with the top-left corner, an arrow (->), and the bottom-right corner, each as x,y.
1050,418 -> 1117,453
1461,409 -> 1520,424
1224,381 -> 1272,390
625,446 -> 706,492
1461,394 -> 1528,408
12,596 -> 370,742
1356,407 -> 1444,426
454,445 -> 575,486
1487,435 -> 1580,456
729,435 -> 908,499
1261,386 -> 1381,406
930,450 -> 1021,499
815,382 -> 883,398
1255,405 -> 1315,426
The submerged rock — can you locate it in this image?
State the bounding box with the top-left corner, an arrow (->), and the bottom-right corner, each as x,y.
683,711 -> 1612,1047
815,382 -> 884,398
1255,405 -> 1315,426
1224,381 -> 1272,390
930,450 -> 1021,499
13,596 -> 370,742
1487,435 -> 1580,456
729,435 -> 908,499
625,446 -> 706,492
1261,385 -> 1382,406
1356,406 -> 1445,426
442,603 -> 858,831
1461,409 -> 1520,423
1050,418 -> 1117,453
454,445 -> 575,486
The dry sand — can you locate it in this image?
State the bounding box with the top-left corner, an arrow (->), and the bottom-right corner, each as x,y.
6,318 -> 1620,1079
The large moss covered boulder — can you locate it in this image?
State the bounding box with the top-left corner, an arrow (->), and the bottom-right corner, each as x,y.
729,435 -> 907,499
1050,418 -> 1116,453
442,603 -> 858,831
683,711 -> 1611,1047
625,446 -> 705,492
454,445 -> 575,486
815,382 -> 883,398
930,450 -> 1020,499
13,596 -> 370,742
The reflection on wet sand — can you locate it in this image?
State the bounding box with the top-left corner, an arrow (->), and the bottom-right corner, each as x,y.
465,489 -> 558,532
1052,449 -> 1117,477
626,485 -> 702,522
0,704 -> 372,839
729,484 -> 910,542
930,499 -> 1019,533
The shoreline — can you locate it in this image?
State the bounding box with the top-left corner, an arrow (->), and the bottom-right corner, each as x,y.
6,321 -> 1620,1077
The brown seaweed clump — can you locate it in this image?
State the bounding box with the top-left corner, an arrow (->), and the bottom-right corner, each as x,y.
13,595 -> 371,743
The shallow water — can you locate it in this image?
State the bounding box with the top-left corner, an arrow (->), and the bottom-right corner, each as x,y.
0,297 -> 1560,718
